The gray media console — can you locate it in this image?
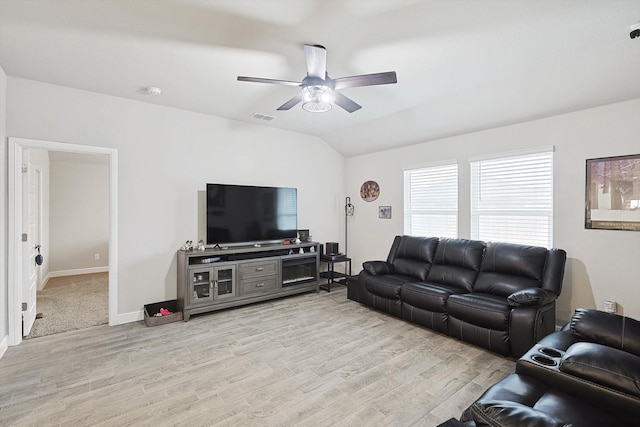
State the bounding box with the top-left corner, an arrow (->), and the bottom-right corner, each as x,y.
177,242 -> 320,321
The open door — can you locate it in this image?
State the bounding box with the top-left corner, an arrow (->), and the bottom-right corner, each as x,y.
22,149 -> 40,336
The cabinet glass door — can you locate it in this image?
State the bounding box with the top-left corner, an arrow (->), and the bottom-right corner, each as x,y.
190,268 -> 213,304
214,266 -> 236,299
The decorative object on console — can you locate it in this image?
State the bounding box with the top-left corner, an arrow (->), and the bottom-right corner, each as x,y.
360,180 -> 380,202
180,240 -> 194,251
379,206 -> 392,219
197,240 -> 205,251
585,153 -> 640,231
297,229 -> 310,242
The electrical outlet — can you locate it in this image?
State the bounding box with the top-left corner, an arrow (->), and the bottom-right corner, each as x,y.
94,253 -> 100,261
604,300 -> 617,313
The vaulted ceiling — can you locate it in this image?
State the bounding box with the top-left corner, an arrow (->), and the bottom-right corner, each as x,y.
1,0 -> 639,157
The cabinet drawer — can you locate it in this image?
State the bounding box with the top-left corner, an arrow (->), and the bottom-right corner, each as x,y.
241,277 -> 278,295
240,260 -> 278,279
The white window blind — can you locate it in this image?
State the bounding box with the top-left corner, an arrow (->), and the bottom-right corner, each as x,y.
404,162 -> 458,238
470,148 -> 553,247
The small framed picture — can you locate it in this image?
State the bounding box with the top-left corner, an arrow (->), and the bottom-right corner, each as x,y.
379,206 -> 392,219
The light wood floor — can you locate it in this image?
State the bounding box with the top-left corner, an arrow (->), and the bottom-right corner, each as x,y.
0,287 -> 514,426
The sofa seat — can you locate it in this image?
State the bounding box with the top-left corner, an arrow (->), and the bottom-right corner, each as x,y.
461,373 -> 632,427
401,282 -> 467,333
364,273 -> 413,299
447,293 -> 511,331
361,273 -> 416,317
401,282 -> 466,312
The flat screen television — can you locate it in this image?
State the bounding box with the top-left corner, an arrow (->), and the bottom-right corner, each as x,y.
206,183 -> 297,245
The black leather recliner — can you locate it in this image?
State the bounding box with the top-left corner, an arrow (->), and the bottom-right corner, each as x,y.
460,308 -> 640,426
348,235 -> 567,357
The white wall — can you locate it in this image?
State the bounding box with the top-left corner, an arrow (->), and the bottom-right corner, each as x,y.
0,65 -> 7,353
49,153 -> 109,274
346,98 -> 640,323
6,77 -> 346,319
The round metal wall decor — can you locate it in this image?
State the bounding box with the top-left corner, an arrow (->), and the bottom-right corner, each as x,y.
360,180 -> 380,202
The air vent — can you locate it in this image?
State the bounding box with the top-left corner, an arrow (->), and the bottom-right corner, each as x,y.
250,113 -> 276,122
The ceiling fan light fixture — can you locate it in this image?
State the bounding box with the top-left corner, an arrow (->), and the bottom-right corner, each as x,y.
301,85 -> 333,113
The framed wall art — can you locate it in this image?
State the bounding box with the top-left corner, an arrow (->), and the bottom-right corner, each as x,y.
379,206 -> 392,219
585,154 -> 640,231
360,180 -> 380,202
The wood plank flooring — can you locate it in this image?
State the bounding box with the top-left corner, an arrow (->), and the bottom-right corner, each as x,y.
0,288 -> 514,426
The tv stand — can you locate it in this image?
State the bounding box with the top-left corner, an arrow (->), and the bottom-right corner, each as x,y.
177,241 -> 319,321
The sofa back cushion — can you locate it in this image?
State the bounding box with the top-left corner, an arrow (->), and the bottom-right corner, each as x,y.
474,242 -> 548,297
388,235 -> 439,281
570,308 -> 640,358
425,238 -> 486,291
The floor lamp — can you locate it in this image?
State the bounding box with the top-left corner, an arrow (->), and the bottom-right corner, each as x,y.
345,197 -> 354,255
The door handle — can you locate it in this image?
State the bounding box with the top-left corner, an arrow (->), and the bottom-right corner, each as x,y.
35,245 -> 44,266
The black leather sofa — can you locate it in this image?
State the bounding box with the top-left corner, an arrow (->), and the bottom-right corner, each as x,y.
348,235 -> 567,357
460,308 -> 640,426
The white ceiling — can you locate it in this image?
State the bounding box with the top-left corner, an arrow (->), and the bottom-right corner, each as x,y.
1,0 -> 639,157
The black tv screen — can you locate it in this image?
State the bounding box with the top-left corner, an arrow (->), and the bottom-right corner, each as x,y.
206,183 -> 297,245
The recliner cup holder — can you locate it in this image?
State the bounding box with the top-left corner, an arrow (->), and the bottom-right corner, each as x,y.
531,354 -> 557,366
538,347 -> 562,358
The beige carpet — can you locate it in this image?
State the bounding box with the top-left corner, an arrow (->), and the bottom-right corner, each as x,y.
27,272 -> 108,339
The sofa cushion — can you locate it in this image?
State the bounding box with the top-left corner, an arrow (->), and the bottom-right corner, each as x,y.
447,293 -> 511,331
560,342 -> 640,399
570,308 -> 640,358
401,282 -> 466,313
389,236 -> 439,281
425,238 -> 486,292
474,242 -> 548,297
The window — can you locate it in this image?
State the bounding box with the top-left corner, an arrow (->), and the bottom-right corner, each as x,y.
470,148 -> 553,247
404,162 -> 458,238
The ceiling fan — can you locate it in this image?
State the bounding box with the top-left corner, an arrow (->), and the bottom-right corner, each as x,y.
237,44 -> 397,113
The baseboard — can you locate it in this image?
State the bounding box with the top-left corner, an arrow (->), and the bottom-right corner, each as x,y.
48,266 -> 109,278
0,335 -> 9,360
38,272 -> 51,291
112,310 -> 144,325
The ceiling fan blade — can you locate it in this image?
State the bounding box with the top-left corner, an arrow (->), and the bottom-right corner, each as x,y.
333,71 -> 397,90
237,76 -> 301,87
333,92 -> 362,113
304,44 -> 327,79
277,94 -> 303,110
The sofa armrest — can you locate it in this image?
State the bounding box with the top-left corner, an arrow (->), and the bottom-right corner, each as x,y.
560,342 -> 640,399
508,288 -> 557,307
362,261 -> 394,276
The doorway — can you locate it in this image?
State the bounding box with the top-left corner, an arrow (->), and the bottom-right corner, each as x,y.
27,150 -> 110,338
8,137 -> 118,346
